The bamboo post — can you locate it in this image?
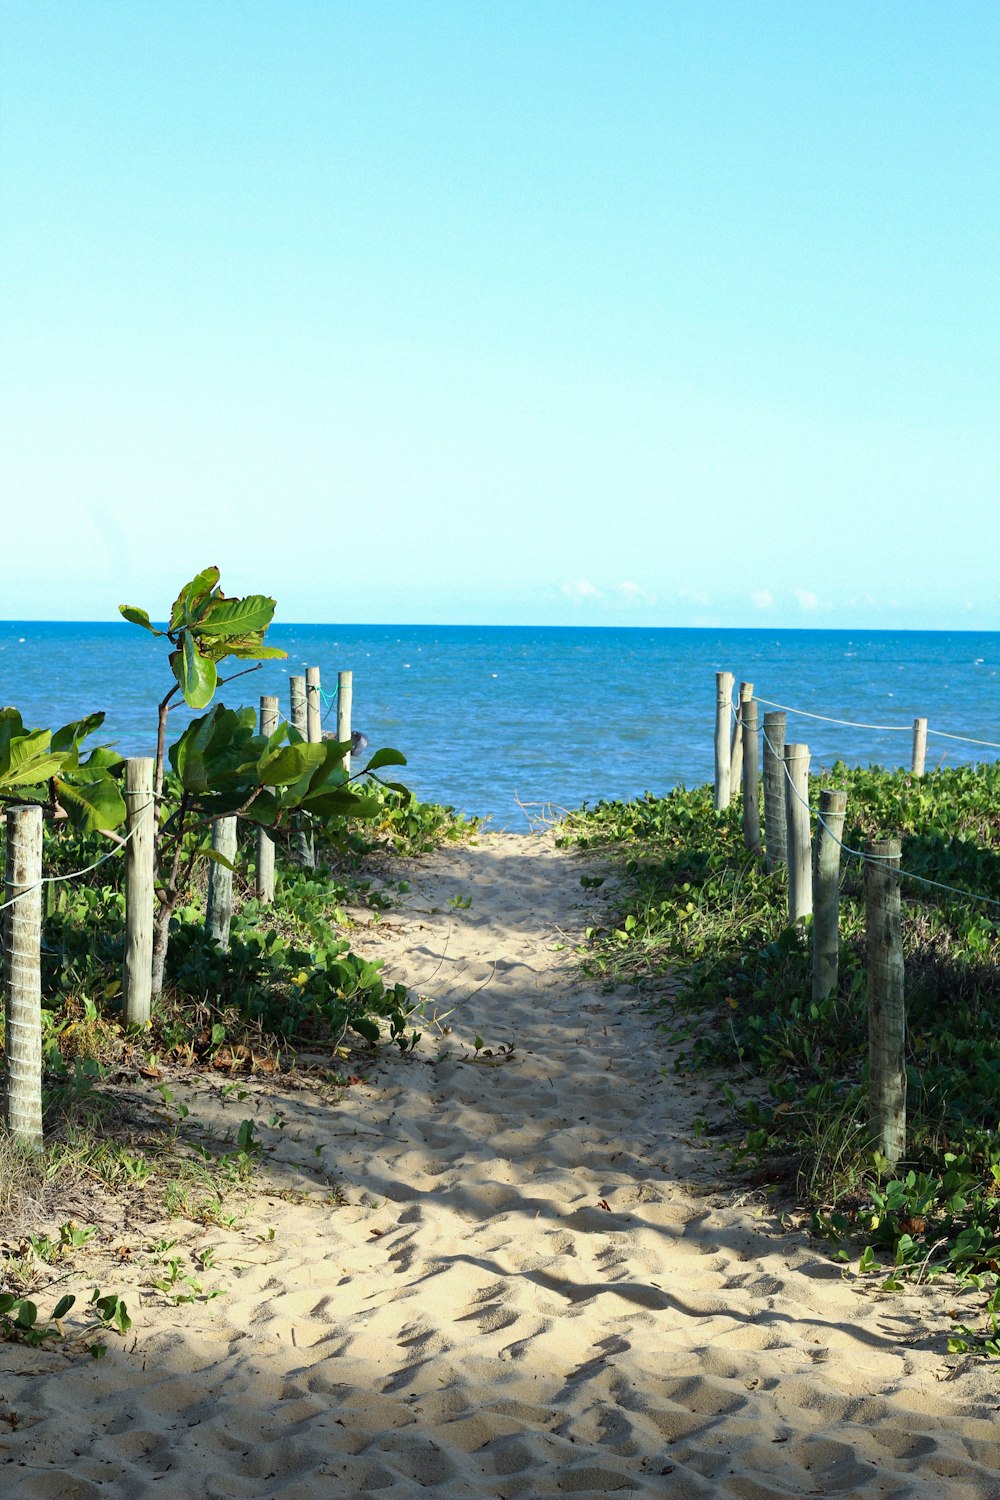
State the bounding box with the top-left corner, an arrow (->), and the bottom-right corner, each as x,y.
256,695 -> 278,903
741,694 -> 761,853
866,837 -> 906,1166
762,710 -> 787,870
205,816 -> 238,949
730,681 -> 752,798
289,675 -> 314,867
911,718 -> 928,777
812,788 -> 847,1004
714,672 -> 734,812
306,666 -> 322,744
4,805 -> 43,1149
337,669 -> 353,775
122,757 -> 155,1027
784,743 -> 812,925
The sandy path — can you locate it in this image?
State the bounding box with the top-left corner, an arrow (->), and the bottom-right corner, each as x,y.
3,831 -> 999,1498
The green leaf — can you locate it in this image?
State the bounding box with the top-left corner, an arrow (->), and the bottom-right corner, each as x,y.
81,746 -> 123,773
305,790 -> 383,820
54,771 -> 127,833
15,1300 -> 38,1329
363,747 -> 407,773
258,742 -> 326,787
118,605 -> 164,636
225,642 -> 287,661
52,1294 -> 76,1321
51,713 -> 107,754
169,568 -> 221,631
205,848 -> 237,872
170,637 -> 218,709
195,595 -> 277,639
0,727 -> 64,788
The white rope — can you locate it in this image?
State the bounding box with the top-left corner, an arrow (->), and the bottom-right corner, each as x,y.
753,694 -> 1000,751
760,727 -> 1000,911
0,799 -> 156,915
754,696 -> 911,733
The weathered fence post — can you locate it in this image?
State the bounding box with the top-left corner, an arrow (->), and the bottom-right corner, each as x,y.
784,743 -> 812,925
714,672 -> 735,812
866,837 -> 906,1167
289,675 -> 314,867
306,666 -> 322,744
205,816 -> 238,950
730,681 -> 753,798
741,694 -> 761,853
812,787 -> 847,1004
337,669 -> 354,775
123,756 -> 155,1027
4,804 -> 43,1149
762,710 -> 788,870
911,718 -> 928,777
256,695 -> 278,903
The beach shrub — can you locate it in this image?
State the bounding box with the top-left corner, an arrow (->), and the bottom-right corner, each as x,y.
565,763 -> 1000,1296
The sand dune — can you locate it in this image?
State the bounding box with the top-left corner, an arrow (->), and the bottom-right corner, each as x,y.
3,831 -> 999,1498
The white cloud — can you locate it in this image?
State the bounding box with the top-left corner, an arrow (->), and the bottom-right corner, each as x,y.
794,588 -> 819,611
679,589 -> 711,607
616,580 -> 653,604
562,578 -> 604,600
751,589 -> 773,609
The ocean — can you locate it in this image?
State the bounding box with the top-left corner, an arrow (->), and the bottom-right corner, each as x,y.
1,623 -> 997,828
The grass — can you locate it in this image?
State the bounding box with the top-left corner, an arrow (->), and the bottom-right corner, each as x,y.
562,761 -> 1000,1354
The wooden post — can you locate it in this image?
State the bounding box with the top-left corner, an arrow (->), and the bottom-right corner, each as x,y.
4,805 -> 43,1149
714,672 -> 734,812
866,837 -> 906,1166
812,787 -> 847,1004
123,757 -> 155,1027
337,669 -> 354,775
730,681 -> 753,798
306,666 -> 322,744
762,710 -> 787,871
911,718 -> 928,777
741,694 -> 761,853
784,743 -> 812,925
205,816 -> 237,950
256,695 -> 278,903
289,676 -> 314,867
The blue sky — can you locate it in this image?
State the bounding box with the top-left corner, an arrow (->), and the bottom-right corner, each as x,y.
2,2 -> 997,627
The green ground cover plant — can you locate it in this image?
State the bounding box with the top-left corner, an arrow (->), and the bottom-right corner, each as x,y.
563,762 -> 1000,1352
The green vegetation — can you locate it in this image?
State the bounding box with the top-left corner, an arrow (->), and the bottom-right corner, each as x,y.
0,566 -> 480,1353
563,761 -> 1000,1353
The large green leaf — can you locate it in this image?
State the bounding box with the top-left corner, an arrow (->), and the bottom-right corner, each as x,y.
170,704 -> 262,793
363,747 -> 407,773
169,567 -> 221,632
54,771 -> 127,833
82,746 -> 124,772
51,713 -> 107,754
258,741 -> 327,787
170,711 -> 217,792
196,595 -> 277,639
304,789 -> 383,820
223,641 -> 287,661
0,728 -> 64,788
118,605 -> 164,636
170,636 -> 218,709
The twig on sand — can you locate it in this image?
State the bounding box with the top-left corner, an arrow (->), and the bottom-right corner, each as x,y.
514,791 -> 571,831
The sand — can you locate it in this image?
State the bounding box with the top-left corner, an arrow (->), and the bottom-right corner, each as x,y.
2,830 -> 999,1498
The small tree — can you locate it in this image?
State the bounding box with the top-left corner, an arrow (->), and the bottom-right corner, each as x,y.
119,565 -> 286,802
120,568 -> 406,997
